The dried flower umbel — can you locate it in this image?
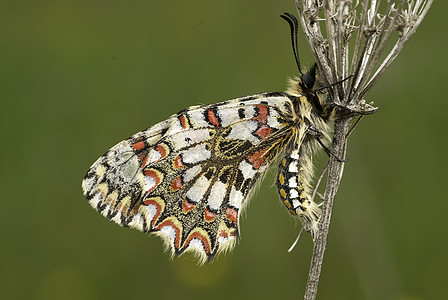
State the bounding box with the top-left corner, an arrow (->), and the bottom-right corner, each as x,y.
297,0 -> 431,108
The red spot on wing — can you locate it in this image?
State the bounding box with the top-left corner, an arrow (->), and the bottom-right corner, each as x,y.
144,144 -> 169,166
116,202 -> 128,215
218,230 -> 228,239
254,105 -> 269,123
131,140 -> 145,151
178,115 -> 188,129
182,198 -> 195,212
204,208 -> 216,222
254,124 -> 272,139
103,195 -> 115,206
171,176 -> 183,191
226,207 -> 238,223
139,151 -> 149,167
207,109 -> 220,127
173,155 -> 184,169
144,169 -> 161,193
184,231 -> 211,254
247,147 -> 269,169
156,145 -> 167,160
142,198 -> 163,227
155,219 -> 181,250
215,230 -> 228,247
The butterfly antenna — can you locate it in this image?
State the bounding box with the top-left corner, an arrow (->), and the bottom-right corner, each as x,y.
315,75 -> 354,93
287,227 -> 305,253
280,12 -> 303,75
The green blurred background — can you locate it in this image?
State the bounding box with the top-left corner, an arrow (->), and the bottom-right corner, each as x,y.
1,1 -> 446,299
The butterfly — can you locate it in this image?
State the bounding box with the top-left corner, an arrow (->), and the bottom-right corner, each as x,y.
82,13 -> 336,263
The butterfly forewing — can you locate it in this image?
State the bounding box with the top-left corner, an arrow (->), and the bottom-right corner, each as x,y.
82,92 -> 298,262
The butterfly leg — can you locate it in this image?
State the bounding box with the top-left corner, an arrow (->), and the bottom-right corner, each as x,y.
307,125 -> 348,163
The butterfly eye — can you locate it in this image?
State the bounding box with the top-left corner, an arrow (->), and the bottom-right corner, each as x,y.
302,73 -> 315,89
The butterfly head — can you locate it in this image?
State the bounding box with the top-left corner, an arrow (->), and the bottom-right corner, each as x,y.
300,63 -> 317,91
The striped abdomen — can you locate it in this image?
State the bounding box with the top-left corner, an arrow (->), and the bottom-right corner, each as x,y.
276,139 -> 321,237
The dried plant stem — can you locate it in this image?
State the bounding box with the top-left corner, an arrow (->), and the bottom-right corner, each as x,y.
305,117 -> 351,300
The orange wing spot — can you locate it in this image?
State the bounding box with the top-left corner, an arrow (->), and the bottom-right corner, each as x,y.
131,140 -> 145,151
119,203 -> 129,215
226,207 -> 238,223
254,124 -> 272,139
281,158 -> 287,167
144,169 -> 162,193
279,188 -> 287,199
182,198 -> 195,212
204,208 -> 216,222
207,109 -> 220,127
173,155 -> 185,169
254,105 -> 269,123
178,115 -> 188,129
103,195 -> 114,205
247,147 -> 269,169
283,199 -> 291,209
171,176 -> 183,191
156,144 -> 167,160
185,230 -> 211,254
142,197 -> 164,226
218,230 -> 229,239
139,152 -> 149,167
278,173 -> 285,185
155,219 -> 182,250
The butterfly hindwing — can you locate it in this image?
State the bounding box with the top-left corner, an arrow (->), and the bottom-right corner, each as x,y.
82,92 -> 298,262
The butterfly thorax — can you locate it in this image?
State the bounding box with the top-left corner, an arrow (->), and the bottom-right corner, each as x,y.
287,76 -> 333,138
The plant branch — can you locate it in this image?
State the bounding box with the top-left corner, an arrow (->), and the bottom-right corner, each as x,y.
305,116 -> 352,300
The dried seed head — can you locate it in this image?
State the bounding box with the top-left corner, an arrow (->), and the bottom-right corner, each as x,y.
295,0 -> 433,108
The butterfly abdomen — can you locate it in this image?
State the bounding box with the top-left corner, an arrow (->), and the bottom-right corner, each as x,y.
276,139 -> 321,237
